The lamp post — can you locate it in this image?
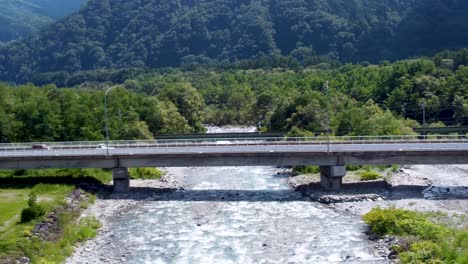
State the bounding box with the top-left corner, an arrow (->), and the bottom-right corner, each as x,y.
104,87 -> 115,156
324,80 -> 331,153
420,99 -> 427,140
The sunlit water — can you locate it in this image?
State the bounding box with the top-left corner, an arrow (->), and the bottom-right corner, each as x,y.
108,166 -> 387,263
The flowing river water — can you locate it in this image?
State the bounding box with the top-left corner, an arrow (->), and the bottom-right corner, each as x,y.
103,166 -> 387,264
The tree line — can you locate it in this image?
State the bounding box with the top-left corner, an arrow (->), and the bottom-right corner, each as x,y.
0,83 -> 205,143
2,51 -> 467,143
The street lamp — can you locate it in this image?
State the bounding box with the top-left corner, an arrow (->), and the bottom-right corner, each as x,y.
324,80 -> 331,153
104,86 -> 115,156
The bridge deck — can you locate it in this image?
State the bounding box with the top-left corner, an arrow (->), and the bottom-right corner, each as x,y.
1,136 -> 468,169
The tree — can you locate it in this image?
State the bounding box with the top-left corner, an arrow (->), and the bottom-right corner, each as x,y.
158,82 -> 206,132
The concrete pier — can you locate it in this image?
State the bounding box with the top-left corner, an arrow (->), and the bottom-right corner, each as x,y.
320,166 -> 346,191
113,167 -> 130,192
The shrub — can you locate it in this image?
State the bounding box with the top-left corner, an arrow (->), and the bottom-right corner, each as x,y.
292,166 -> 320,175
346,165 -> 361,171
363,208 -> 468,263
129,167 -> 164,179
20,206 -> 45,223
20,192 -> 45,223
360,171 -> 382,181
75,217 -> 101,242
400,241 -> 444,264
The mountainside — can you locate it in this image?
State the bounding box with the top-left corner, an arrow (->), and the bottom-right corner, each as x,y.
0,0 -> 85,43
1,0 -> 468,83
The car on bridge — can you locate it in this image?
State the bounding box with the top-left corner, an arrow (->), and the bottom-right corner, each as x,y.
31,144 -> 50,150
215,140 -> 232,145
96,143 -> 115,149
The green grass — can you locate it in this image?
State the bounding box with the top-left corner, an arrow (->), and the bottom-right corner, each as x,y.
363,207 -> 468,263
0,189 -> 30,231
0,183 -> 98,263
0,169 -> 112,184
129,167 -> 164,180
346,165 -> 362,171
292,166 -> 320,175
359,171 -> 382,181
22,215 -> 100,264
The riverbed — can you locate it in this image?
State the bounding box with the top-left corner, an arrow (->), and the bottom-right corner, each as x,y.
67,166 -> 387,264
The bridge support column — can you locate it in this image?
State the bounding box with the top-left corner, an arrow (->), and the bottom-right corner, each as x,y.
320,166 -> 346,191
113,167 -> 129,192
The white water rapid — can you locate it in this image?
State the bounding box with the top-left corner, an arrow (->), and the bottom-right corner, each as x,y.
106,165 -> 387,263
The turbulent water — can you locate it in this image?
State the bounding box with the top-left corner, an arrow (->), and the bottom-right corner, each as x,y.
107,166 -> 387,264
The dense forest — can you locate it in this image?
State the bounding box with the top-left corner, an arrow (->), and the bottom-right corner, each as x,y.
1,51 -> 467,143
1,0 -> 468,83
0,0 -> 84,43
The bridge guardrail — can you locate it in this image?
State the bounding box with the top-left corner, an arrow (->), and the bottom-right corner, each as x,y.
0,135 -> 467,152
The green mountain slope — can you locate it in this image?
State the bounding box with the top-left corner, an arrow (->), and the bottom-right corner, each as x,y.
0,0 -> 85,42
1,0 -> 468,83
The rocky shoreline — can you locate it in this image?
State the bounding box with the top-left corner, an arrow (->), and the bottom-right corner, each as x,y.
65,168 -> 187,264
289,164 -> 468,261
289,165 -> 468,216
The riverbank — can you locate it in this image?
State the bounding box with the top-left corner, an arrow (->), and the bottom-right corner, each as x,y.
65,168 -> 186,264
290,165 -> 468,215
290,164 -> 468,260
65,164 -> 467,263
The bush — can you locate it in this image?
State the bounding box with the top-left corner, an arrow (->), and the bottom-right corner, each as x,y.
346,165 -> 361,171
129,167 -> 164,179
360,171 -> 382,181
400,241 -> 444,264
20,192 -> 45,223
75,217 -> 101,242
363,207 -> 468,263
292,166 -> 320,175
20,206 -> 45,223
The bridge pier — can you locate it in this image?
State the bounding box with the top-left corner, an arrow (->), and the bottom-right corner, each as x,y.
320,166 -> 346,191
113,167 -> 130,192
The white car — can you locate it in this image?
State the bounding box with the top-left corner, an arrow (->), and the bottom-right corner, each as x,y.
215,140 -> 232,145
96,143 -> 115,149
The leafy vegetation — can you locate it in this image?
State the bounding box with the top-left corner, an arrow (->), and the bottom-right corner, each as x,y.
0,83 -> 205,143
2,0 -> 468,82
0,0 -> 85,43
363,207 -> 468,263
292,166 -> 320,176
20,215 -> 100,263
0,169 -> 113,184
20,192 -> 45,223
0,184 -> 77,261
359,171 -> 382,181
2,49 -> 468,143
129,167 -> 164,180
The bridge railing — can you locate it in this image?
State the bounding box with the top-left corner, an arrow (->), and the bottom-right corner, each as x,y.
0,134 -> 467,152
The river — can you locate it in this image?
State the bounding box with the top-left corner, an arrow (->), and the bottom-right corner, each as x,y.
99,165 -> 386,264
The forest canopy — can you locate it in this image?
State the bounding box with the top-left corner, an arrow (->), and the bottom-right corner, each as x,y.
1,0 -> 468,83
1,51 -> 468,143
0,0 -> 84,43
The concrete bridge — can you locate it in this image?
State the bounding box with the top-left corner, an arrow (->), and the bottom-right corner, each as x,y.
1,135 -> 468,192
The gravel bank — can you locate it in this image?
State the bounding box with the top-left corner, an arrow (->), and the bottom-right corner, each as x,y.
290,165 -> 468,260
65,168 -> 186,264
289,165 -> 468,216
66,163 -> 467,263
